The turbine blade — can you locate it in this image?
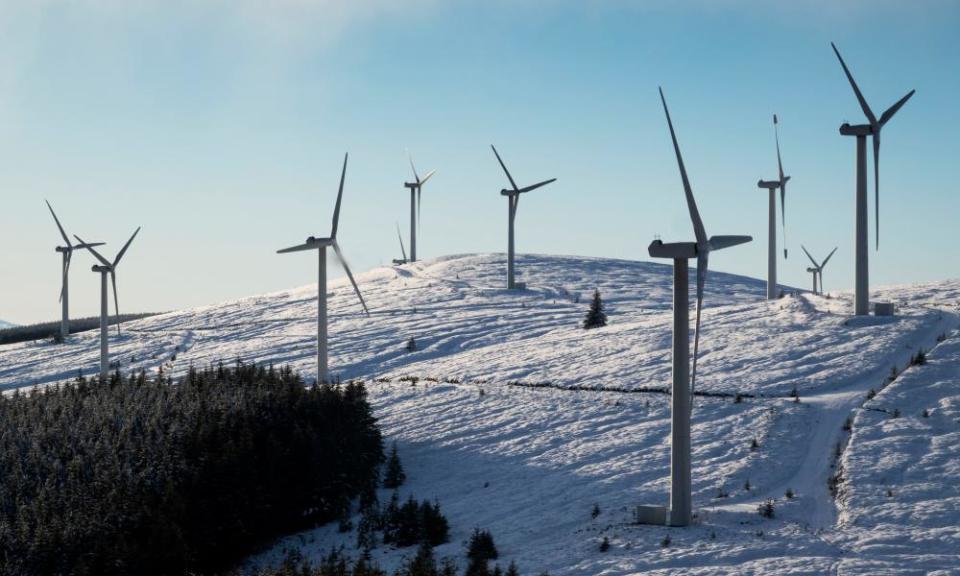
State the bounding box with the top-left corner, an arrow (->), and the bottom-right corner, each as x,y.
45,200 -> 71,248
708,235 -> 751,251
873,134 -> 880,250
831,42 -> 877,125
774,114 -> 785,183
518,178 -> 557,193
277,242 -> 318,254
408,151 -> 420,183
801,245 -> 819,268
781,183 -> 787,259
879,90 -> 915,126
396,223 -> 407,261
331,152 -> 348,238
659,87 -> 707,248
113,227 -> 141,267
73,234 -> 111,267
821,246 -> 838,268
111,270 -> 121,337
333,242 -> 369,316
59,252 -> 69,302
491,145 -> 519,191
691,252 -> 708,404
419,169 -> 436,187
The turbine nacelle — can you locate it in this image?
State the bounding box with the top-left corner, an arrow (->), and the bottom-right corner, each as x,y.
839,123 -> 873,137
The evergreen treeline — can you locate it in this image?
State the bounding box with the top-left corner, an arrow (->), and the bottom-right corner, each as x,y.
0,313 -> 158,345
0,362 -> 384,576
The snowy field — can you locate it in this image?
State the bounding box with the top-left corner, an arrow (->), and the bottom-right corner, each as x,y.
1,254 -> 958,574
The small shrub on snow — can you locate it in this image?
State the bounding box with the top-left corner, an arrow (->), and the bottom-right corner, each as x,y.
758,499 -> 775,519
827,471 -> 844,499
406,337 -> 418,352
744,479 -> 751,491
910,349 -> 927,366
591,503 -> 601,519
660,534 -> 672,548
599,536 -> 610,552
750,438 -> 760,451
785,488 -> 795,499
922,408 -> 930,418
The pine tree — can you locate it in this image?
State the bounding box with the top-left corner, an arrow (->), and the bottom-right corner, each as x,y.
582,289 -> 607,329
383,442 -> 406,489
467,527 -> 499,562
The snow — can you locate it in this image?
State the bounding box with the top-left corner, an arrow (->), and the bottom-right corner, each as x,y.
1,253 -> 958,574
0,320 -> 16,329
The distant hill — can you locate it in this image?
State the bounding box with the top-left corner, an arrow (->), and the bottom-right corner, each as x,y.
0,320 -> 16,329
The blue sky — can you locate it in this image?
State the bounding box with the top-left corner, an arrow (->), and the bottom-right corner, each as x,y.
1,1 -> 957,324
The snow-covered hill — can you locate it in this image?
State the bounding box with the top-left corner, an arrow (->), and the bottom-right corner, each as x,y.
2,253 -> 959,574
0,320 -> 15,329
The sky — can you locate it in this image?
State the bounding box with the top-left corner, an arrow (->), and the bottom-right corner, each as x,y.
0,0 -> 957,325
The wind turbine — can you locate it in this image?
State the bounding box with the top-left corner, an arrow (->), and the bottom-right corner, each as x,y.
756,114 -> 791,300
802,245 -> 838,295
831,42 -> 914,315
392,222 -> 408,265
403,153 -> 436,263
278,153 -> 369,384
491,145 -> 556,290
639,88 -> 751,528
74,228 -> 141,380
45,200 -> 105,339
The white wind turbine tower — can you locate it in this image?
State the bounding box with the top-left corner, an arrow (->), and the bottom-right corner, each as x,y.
403,153 -> 436,263
74,228 -> 140,380
45,200 -> 104,339
831,42 -> 914,316
636,88 -> 751,528
801,245 -> 837,295
756,115 -> 791,300
491,145 -> 556,290
278,153 -> 369,384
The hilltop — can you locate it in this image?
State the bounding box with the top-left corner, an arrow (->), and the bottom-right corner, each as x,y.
1,254 -> 958,574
